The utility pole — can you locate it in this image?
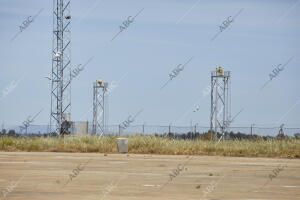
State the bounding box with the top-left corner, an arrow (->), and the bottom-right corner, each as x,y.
250,123 -> 255,135
142,123 -> 145,134
194,123 -> 198,139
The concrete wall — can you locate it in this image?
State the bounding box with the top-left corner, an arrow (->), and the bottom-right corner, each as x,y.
76,121 -> 89,135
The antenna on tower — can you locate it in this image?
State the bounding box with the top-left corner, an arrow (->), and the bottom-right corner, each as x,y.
210,67 -> 231,141
50,0 -> 72,135
92,79 -> 108,136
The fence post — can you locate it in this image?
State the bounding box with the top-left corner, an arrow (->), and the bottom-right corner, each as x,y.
142,124 -> 144,134
118,125 -> 121,136
168,125 -> 171,134
251,124 -> 255,135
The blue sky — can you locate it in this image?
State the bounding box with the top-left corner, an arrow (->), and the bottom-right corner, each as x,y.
0,0 -> 299,128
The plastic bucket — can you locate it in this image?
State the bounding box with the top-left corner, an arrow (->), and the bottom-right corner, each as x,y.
116,138 -> 128,153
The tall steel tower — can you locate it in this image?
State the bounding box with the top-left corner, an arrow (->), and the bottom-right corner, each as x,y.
50,0 -> 72,134
210,67 -> 231,141
92,79 -> 108,136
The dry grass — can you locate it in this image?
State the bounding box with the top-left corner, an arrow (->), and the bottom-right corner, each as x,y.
0,134 -> 299,158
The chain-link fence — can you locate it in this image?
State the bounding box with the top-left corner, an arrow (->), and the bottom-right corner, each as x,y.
1,123 -> 300,137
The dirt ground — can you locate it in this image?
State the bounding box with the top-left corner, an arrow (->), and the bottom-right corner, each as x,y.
0,152 -> 299,200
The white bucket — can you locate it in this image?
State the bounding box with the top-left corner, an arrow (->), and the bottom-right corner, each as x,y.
116,138 -> 128,153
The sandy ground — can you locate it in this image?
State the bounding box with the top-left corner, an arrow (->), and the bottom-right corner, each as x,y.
0,152 -> 299,200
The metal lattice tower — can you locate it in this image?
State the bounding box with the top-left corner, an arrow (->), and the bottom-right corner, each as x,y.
92,79 -> 108,135
50,0 -> 72,134
210,67 -> 231,141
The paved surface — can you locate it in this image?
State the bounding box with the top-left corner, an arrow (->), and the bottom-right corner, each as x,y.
0,152 -> 299,200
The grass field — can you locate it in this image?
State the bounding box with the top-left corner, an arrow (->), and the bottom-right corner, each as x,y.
0,134 -> 299,158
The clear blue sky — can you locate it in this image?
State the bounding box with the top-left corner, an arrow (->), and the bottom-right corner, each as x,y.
0,0 -> 299,128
